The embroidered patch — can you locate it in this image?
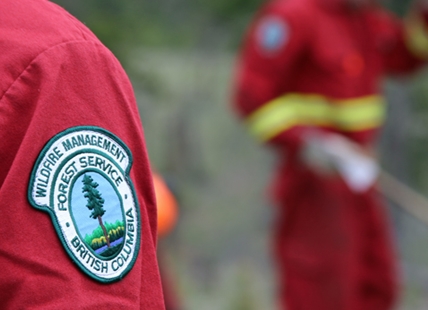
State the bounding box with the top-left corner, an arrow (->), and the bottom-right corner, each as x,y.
256,16 -> 289,54
28,126 -> 141,283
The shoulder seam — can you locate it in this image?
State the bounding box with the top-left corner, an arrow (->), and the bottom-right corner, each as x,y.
0,40 -> 104,103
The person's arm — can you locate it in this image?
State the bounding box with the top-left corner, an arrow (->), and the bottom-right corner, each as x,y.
232,2 -> 311,156
0,40 -> 164,306
376,2 -> 428,74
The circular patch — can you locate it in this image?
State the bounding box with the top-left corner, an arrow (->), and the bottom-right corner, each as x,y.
256,16 -> 289,54
28,126 -> 141,283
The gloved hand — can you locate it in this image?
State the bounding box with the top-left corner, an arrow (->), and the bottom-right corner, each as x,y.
301,132 -> 337,176
301,132 -> 379,193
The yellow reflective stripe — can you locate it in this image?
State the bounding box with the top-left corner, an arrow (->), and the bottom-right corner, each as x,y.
333,96 -> 386,130
405,15 -> 428,59
246,94 -> 328,140
246,94 -> 386,141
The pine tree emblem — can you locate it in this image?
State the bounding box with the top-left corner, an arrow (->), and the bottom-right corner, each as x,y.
82,174 -> 111,247
29,127 -> 141,282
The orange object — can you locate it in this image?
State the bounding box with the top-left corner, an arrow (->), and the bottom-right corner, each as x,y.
152,173 -> 179,237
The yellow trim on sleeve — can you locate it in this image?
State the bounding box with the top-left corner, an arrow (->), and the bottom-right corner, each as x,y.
246,93 -> 386,141
405,14 -> 428,59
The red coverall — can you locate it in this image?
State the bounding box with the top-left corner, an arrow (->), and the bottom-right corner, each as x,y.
233,0 -> 428,309
0,0 -> 164,309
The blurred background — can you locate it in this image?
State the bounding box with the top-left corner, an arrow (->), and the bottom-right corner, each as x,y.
53,0 -> 428,308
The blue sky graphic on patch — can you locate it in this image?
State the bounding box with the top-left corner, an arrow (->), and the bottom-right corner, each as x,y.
257,17 -> 288,53
71,172 -> 123,237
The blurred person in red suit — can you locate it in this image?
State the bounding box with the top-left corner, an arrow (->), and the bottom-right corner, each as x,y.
232,0 -> 428,309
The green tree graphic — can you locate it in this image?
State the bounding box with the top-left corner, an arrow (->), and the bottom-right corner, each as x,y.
82,174 -> 111,247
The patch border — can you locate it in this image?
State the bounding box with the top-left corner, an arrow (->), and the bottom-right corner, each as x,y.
27,126 -> 141,283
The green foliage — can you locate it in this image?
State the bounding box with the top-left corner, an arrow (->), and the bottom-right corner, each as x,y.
189,0 -> 263,21
51,0 -> 412,57
90,235 -> 107,250
84,220 -> 125,250
82,174 -> 106,219
386,0 -> 413,15
49,0 -> 414,71
51,0 -> 263,55
107,225 -> 125,243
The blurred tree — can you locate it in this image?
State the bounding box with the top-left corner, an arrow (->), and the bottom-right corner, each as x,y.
51,0 -> 267,59
386,0 -> 413,15
52,0 -> 148,63
189,0 -> 263,21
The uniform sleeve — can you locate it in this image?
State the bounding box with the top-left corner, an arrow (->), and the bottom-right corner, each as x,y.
374,8 -> 428,74
232,3 -> 311,153
1,40 -> 158,244
0,41 -> 165,308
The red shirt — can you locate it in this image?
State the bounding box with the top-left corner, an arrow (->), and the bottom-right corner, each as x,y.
0,0 -> 164,308
233,0 -> 424,152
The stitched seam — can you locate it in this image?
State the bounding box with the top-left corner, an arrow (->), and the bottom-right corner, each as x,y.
0,40 -> 103,103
